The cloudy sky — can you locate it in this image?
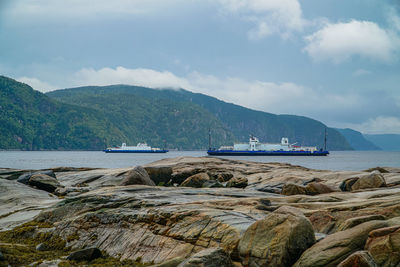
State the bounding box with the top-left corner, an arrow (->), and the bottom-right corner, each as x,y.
1,0 -> 400,134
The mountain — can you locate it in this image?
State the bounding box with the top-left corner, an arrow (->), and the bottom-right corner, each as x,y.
336,128 -> 381,150
364,134 -> 400,151
47,84 -> 352,150
0,76 -> 127,150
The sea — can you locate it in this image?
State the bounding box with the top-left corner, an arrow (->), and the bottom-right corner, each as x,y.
0,151 -> 400,171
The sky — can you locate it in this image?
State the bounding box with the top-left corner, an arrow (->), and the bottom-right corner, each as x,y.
1,0 -> 400,134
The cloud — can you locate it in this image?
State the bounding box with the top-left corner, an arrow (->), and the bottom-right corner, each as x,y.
343,116 -> 400,134
69,66 -> 400,128
17,76 -> 56,92
218,0 -> 306,39
304,20 -> 400,63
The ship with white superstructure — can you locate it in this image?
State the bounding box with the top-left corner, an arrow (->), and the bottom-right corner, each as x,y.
104,142 -> 168,153
207,135 -> 329,156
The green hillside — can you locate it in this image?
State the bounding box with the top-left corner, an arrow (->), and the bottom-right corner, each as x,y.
48,85 -> 352,150
0,76 -> 128,150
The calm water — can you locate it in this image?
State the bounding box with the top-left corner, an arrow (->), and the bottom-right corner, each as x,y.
0,151 -> 400,171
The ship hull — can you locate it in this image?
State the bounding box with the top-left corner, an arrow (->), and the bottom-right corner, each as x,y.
104,150 -> 168,153
207,150 -> 329,156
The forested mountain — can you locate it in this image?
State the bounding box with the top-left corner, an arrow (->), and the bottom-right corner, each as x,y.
48,84 -> 352,150
336,128 -> 381,150
0,76 -> 126,150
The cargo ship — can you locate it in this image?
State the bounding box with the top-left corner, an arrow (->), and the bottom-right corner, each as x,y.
207,135 -> 329,156
104,143 -> 168,153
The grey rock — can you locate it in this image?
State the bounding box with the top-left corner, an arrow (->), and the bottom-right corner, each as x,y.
17,170 -> 56,185
28,174 -> 61,193
152,257 -> 185,267
144,166 -> 173,185
120,166 -> 155,186
66,247 -> 102,261
177,248 -> 233,267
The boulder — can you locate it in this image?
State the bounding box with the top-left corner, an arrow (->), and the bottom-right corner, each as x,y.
337,251 -> 377,267
340,177 -> 359,192
144,166 -> 173,185
66,247 -> 102,261
120,166 -> 155,186
177,247 -> 233,267
226,177 -> 248,188
305,182 -> 338,195
293,220 -> 388,267
365,225 -> 400,266
17,170 -> 56,185
281,183 -> 307,195
351,172 -> 386,191
214,173 -> 233,183
238,206 -> 315,267
180,173 -> 210,188
28,174 -> 61,193
36,243 -> 48,251
338,215 -> 386,231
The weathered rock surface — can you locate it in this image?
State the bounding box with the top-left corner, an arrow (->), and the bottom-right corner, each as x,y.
180,173 -> 210,188
294,220 -> 389,267
365,225 -> 400,266
226,177 -> 248,188
3,157 -> 400,266
337,250 -> 377,267
28,174 -> 61,193
238,206 -> 315,267
120,166 -> 155,186
340,172 -> 386,192
177,247 -> 233,267
281,183 -> 308,195
17,170 -> 56,185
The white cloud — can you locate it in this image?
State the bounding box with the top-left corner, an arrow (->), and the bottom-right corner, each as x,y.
70,66 -> 372,120
218,0 -> 306,39
304,20 -> 400,63
343,116 -> 400,134
17,76 -> 56,92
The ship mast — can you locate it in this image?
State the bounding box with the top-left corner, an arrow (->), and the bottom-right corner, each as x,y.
208,128 -> 212,150
324,127 -> 327,151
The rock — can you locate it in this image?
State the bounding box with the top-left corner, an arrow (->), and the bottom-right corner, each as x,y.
214,173 -> 233,183
36,243 -> 48,251
351,172 -> 386,191
281,183 -> 307,195
66,247 -> 102,261
305,182 -> 338,195
365,225 -> 400,266
180,173 -> 210,188
201,180 -> 224,188
17,170 -> 56,185
257,185 -> 281,194
238,206 -> 315,267
337,251 -> 377,267
120,166 -> 155,186
338,215 -> 386,231
0,251 -> 4,261
144,166 -> 173,185
35,259 -> 63,267
152,256 -> 185,267
340,177 -> 359,192
303,177 -> 323,186
28,174 -> 61,193
293,220 -> 388,267
177,247 -> 233,267
226,177 -> 248,188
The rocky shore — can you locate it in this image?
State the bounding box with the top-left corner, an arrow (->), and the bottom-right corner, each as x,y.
1,157 -> 400,266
